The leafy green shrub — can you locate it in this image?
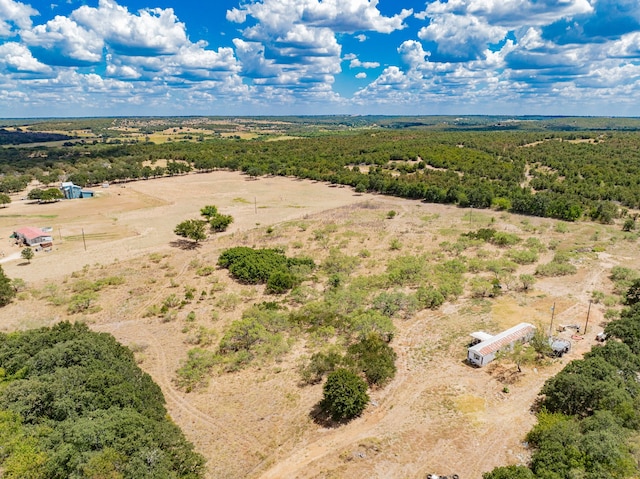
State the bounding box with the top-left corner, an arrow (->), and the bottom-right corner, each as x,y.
321,248 -> 360,275
348,310 -> 395,341
175,347 -> 219,391
610,266 -> 637,282
321,368 -> 369,421
535,262 -> 577,277
470,277 -> 500,298
300,349 -> 344,385
386,255 -> 427,286
386,210 -> 397,219
535,252 -> 577,277
463,228 -> 496,242
218,247 -> 314,292
266,270 -> 295,294
348,334 -> 397,386
484,258 -> 518,274
209,213 -> 233,232
196,266 -> 215,276
483,465 -> 535,479
372,290 -> 417,318
491,231 -> 521,247
415,285 -> 445,309
217,307 -> 290,367
200,205 -> 218,218
507,248 -> 539,265
524,237 -> 546,252
68,291 -> 99,314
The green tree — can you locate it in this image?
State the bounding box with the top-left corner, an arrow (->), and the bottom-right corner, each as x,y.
0,265 -> 16,306
321,368 -> 369,421
174,220 -> 207,244
0,193 -> 11,207
21,248 -> 34,264
199,205 -> 218,218
519,274 -> 536,292
624,278 -> 640,306
622,218 -> 636,232
483,465 -> 535,479
39,188 -> 64,203
348,334 -> 397,386
209,214 -> 233,232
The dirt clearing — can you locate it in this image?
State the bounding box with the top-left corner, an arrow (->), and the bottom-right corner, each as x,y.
0,171 -> 633,479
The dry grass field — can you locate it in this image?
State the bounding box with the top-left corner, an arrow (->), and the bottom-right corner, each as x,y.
0,171 -> 635,479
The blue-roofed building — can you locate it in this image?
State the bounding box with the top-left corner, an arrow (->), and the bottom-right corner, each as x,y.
61,182 -> 93,199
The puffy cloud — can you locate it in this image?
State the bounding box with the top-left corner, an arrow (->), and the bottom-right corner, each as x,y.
0,41 -> 52,76
418,13 -> 507,61
229,0 -> 412,35
414,0 -> 593,62
225,0 -> 411,101
355,72 -> 366,78
397,39 -> 429,69
416,0 -> 593,28
349,57 -> 380,69
0,0 -> 37,37
21,15 -> 104,65
71,0 -> 188,56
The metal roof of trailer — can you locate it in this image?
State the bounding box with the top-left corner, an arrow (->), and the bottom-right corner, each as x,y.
470,331 -> 494,342
468,322 -> 536,357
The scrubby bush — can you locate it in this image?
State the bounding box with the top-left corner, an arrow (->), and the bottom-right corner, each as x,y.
209,214 -> 233,232
266,270 -> 295,294
415,285 -> 445,309
218,247 -> 314,293
507,248 -> 539,265
300,349 -> 344,385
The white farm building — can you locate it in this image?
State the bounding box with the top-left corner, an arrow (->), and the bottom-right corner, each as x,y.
467,322 -> 536,367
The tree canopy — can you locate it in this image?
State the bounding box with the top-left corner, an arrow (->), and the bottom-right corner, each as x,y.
174,219 -> 208,244
0,322 -> 205,478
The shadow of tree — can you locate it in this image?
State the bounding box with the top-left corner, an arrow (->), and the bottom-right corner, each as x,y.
169,239 -> 201,250
308,402 -> 359,429
309,402 -> 339,428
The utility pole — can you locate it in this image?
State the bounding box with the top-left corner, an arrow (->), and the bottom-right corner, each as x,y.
82,228 -> 87,252
584,300 -> 592,335
549,302 -> 556,336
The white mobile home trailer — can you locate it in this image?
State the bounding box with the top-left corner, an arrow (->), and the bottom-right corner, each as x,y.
467,322 -> 536,367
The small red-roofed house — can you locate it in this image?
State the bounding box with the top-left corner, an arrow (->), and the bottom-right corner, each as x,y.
14,227 -> 53,247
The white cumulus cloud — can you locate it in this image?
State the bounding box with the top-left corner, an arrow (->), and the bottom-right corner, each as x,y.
0,0 -> 37,37
0,41 -> 52,75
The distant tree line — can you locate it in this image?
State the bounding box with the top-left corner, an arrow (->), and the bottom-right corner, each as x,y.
2,129 -> 640,222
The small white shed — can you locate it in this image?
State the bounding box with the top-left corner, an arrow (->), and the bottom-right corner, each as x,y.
467,322 -> 536,367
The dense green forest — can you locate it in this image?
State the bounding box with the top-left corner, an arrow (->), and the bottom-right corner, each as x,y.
1,116 -> 640,224
0,322 -> 205,479
0,129 -> 73,145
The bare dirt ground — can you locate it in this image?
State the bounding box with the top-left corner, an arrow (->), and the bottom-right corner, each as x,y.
0,171 -> 635,479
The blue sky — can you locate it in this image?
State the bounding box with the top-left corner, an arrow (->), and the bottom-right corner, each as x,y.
1,0 -> 640,117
